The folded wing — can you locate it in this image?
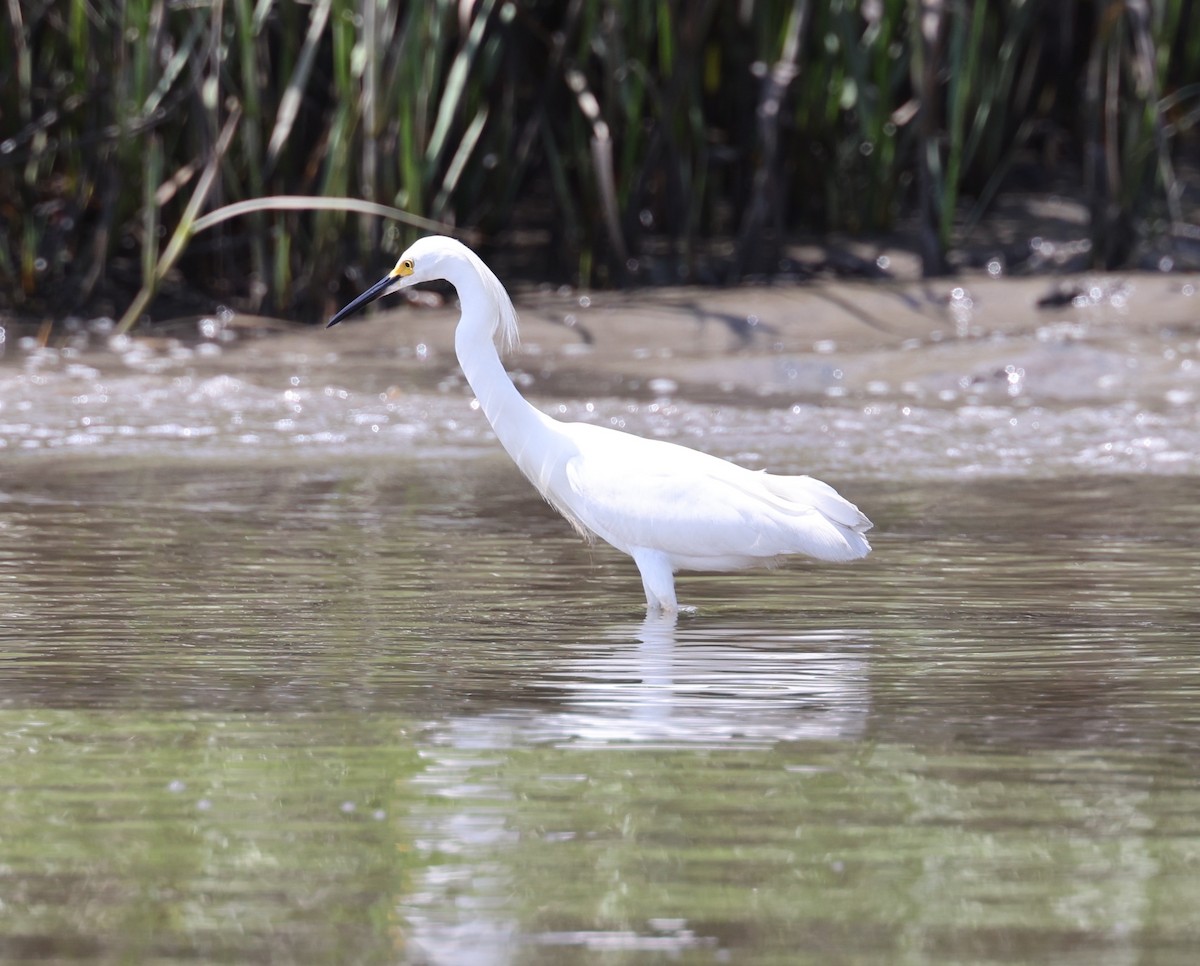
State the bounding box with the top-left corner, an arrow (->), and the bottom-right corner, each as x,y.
558,426 -> 871,570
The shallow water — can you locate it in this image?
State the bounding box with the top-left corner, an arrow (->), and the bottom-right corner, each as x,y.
2,275 -> 1200,963
3,274 -> 1199,479
3,460 -> 1199,963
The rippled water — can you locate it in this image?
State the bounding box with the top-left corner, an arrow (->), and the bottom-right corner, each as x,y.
2,275 -> 1199,963
2,274 -> 1199,479
3,460 -> 1198,963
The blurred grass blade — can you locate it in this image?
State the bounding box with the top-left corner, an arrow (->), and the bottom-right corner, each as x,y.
140,135 -> 163,294
425,0 -> 496,175
567,68 -> 627,265
590,134 -> 627,267
116,106 -> 243,335
141,15 -> 204,119
190,195 -> 472,237
434,107 -> 489,217
266,0 -> 332,168
6,0 -> 33,125
251,0 -> 275,33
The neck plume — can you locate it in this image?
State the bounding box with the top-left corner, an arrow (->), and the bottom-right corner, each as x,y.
450,258 -> 561,496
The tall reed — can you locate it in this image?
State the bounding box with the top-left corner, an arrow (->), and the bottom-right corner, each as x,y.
1,0 -> 1197,329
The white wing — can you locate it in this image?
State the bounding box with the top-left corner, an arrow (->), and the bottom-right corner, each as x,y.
550,423 -> 871,570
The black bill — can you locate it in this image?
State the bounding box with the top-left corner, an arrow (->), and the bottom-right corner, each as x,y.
327,273 -> 397,328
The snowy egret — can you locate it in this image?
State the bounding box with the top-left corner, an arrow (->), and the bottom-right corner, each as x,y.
328,236 -> 872,614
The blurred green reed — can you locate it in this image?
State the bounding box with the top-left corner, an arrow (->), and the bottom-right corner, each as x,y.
1,0 -> 1197,330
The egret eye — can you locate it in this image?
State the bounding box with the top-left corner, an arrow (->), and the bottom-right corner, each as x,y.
400,258 -> 414,274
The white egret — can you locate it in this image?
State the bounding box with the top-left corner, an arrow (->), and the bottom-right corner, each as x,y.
327,236 -> 872,614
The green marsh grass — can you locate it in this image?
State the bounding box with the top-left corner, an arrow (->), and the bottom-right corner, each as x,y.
1,0 -> 1197,330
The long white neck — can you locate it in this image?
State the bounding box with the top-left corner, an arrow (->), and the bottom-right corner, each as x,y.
449,260 -> 561,494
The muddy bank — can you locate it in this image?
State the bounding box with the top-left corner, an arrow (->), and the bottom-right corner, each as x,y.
1,273 -> 1197,480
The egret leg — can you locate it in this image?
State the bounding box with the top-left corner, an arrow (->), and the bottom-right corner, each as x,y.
631,548 -> 678,614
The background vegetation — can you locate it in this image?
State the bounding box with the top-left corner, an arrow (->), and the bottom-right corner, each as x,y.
2,0 -> 1198,330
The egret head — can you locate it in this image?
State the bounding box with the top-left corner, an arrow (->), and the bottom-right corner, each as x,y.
325,235 -> 518,352
326,235 -> 465,328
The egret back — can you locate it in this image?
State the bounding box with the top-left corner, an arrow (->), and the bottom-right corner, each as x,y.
552,422 -> 872,569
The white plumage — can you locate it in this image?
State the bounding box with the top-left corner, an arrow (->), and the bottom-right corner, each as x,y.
328,235 -> 872,614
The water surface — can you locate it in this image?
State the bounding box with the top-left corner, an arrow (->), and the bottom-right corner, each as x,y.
2,457 -> 1198,964
2,275 -> 1199,963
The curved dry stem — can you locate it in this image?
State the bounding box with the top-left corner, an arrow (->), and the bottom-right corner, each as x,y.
190,196 -> 476,238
